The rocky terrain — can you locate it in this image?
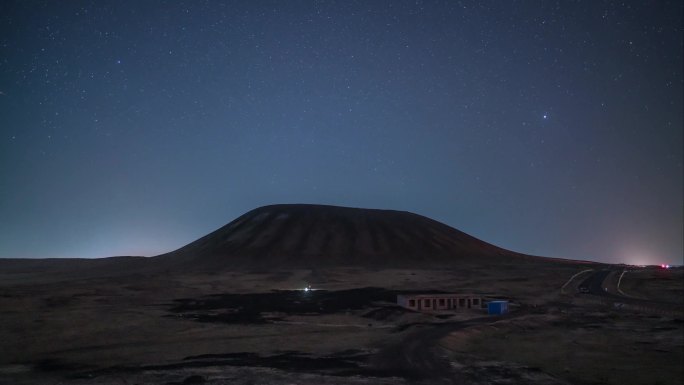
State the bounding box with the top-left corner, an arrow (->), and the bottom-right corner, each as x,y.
0,205 -> 681,384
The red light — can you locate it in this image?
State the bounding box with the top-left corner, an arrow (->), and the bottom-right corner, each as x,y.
661,264 -> 665,268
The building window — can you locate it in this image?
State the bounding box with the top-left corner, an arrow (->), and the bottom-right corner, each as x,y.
473,299 -> 480,305
424,299 -> 431,307
439,299 -> 445,306
459,298 -> 465,307
408,299 -> 415,307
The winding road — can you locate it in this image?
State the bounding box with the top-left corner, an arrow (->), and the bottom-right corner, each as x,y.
578,269 -> 613,297
371,313 -> 527,382
578,269 -> 682,311
372,269 -> 682,382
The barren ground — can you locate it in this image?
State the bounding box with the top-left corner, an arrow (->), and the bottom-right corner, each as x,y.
0,262 -> 682,384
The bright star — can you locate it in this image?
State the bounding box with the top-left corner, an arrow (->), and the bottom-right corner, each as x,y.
543,114 -> 548,119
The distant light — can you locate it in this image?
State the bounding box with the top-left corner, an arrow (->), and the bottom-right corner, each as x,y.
304,287 -> 309,292
543,114 -> 548,119
660,264 -> 670,269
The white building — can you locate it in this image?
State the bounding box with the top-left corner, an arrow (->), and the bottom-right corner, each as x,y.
397,293 -> 484,312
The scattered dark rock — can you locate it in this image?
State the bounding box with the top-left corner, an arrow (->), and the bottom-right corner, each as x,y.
33,358 -> 91,373
169,287 -> 439,324
362,305 -> 413,321
182,375 -> 206,384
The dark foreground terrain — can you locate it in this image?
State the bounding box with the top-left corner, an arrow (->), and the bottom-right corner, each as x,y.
0,263 -> 682,385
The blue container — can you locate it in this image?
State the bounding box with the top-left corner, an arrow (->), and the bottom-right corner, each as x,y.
488,300 -> 509,315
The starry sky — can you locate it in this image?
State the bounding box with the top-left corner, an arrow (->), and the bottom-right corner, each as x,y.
1,1 -> 682,265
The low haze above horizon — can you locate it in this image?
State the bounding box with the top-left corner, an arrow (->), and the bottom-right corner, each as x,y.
1,1 -> 682,265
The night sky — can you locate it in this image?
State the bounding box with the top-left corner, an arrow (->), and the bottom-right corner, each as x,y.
1,1 -> 682,265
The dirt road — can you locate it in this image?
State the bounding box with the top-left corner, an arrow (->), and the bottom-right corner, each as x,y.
579,269 -> 683,315
371,315 -> 516,383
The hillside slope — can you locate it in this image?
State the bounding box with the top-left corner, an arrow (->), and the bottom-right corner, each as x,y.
156,204 -> 530,269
